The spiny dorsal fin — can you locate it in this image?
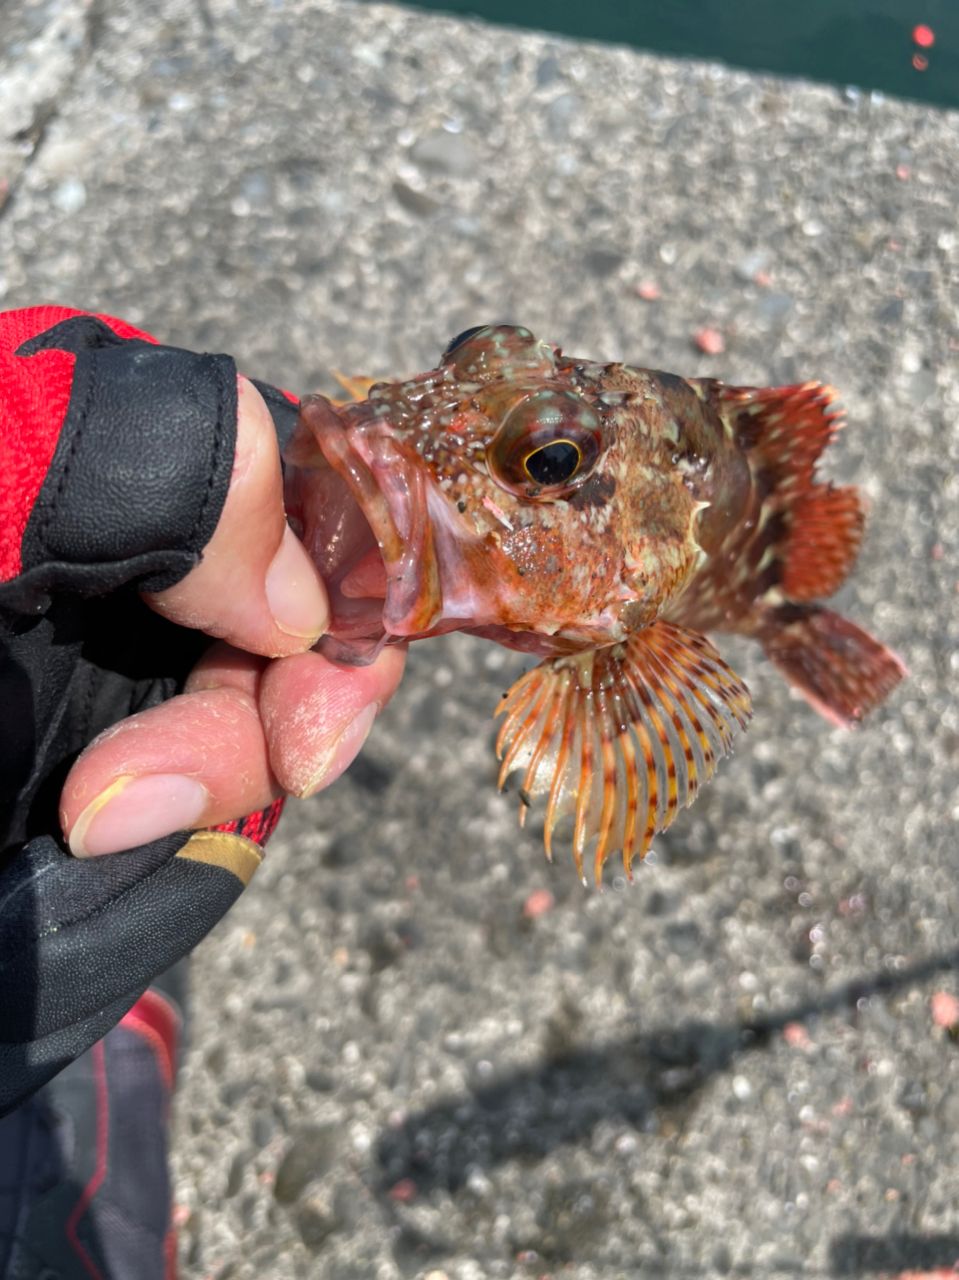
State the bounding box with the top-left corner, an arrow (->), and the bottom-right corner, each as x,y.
780,484 -> 864,600
723,381 -> 842,483
720,382 -> 866,604
494,622 -> 752,886
331,372 -> 377,404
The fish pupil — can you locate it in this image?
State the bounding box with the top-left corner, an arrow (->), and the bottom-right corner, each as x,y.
524,440 -> 581,485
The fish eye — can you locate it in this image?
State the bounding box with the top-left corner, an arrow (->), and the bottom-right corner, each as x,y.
487,389 -> 603,499
442,325 -> 491,359
524,440 -> 582,486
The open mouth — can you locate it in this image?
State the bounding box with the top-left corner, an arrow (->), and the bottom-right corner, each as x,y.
284,393 -> 625,665
283,394 -> 445,664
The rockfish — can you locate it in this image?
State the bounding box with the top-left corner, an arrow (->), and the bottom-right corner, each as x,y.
284,325 -> 904,884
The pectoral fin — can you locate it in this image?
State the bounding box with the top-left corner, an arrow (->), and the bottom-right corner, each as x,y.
495,622 -> 752,886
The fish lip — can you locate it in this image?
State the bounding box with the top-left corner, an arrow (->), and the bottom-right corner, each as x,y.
291,397 -> 634,658
297,394 -> 444,642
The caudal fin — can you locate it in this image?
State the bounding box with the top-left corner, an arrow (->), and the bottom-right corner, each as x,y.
760,604 -> 906,728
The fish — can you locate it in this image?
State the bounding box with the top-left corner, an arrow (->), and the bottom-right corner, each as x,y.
283,324 -> 905,885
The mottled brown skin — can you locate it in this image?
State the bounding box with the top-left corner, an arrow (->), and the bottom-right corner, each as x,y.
286,324 -> 903,881
317,324 -> 753,656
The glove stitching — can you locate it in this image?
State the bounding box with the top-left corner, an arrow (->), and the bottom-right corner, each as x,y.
34,359 -> 97,558
31,823 -> 256,939
76,660 -> 99,749
183,356 -> 230,553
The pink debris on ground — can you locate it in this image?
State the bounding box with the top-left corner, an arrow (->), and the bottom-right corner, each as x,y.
693,327 -> 725,355
523,888 -> 555,919
894,1270 -> 958,1279
931,990 -> 959,1029
753,270 -> 773,288
635,280 -> 662,301
782,1021 -> 813,1051
896,164 -> 912,181
388,1178 -> 417,1203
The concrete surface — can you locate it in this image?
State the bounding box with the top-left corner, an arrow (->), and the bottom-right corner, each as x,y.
2,1 -> 958,1277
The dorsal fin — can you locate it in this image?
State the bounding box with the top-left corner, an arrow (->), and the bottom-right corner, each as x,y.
724,381 -> 842,482
780,483 -> 864,600
331,372 -> 377,404
718,382 -> 865,604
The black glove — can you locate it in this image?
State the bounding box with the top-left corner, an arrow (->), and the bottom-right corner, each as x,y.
0,306 -> 296,1114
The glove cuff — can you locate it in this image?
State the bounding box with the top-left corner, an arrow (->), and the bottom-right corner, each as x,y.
0,809 -> 284,1116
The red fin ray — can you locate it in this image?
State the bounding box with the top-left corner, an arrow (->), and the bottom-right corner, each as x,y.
495,622 -> 752,885
723,381 -> 843,485
761,605 -> 906,728
780,484 -> 864,601
680,382 -> 872,633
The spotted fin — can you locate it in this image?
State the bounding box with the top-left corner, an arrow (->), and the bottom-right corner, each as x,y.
494,622 -> 752,886
760,604 -> 906,728
728,382 -> 866,601
779,484 -> 864,601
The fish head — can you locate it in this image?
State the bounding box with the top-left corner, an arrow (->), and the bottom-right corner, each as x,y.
285,324 -> 730,658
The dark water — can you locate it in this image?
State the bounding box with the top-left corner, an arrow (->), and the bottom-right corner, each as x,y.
397,0 -> 958,110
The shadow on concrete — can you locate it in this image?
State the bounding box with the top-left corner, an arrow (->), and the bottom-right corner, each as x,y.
830,1232 -> 959,1273
375,944 -> 959,1195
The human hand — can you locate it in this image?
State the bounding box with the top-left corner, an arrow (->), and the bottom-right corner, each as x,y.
60,377 -> 403,858
0,305 -> 401,1112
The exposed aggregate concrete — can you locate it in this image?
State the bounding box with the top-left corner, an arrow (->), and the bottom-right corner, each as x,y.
2,2 -> 958,1276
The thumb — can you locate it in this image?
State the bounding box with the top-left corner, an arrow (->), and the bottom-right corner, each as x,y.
144,377 -> 328,657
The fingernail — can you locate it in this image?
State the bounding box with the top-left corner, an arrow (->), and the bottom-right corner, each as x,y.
297,703 -> 379,798
69,774 -> 210,857
265,524 -> 329,641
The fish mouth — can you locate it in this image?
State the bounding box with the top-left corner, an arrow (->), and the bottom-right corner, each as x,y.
285,394 -> 451,663
285,395 -> 631,663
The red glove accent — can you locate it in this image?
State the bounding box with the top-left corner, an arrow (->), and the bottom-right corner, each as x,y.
0,306 -> 158,582
214,797 -> 285,844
